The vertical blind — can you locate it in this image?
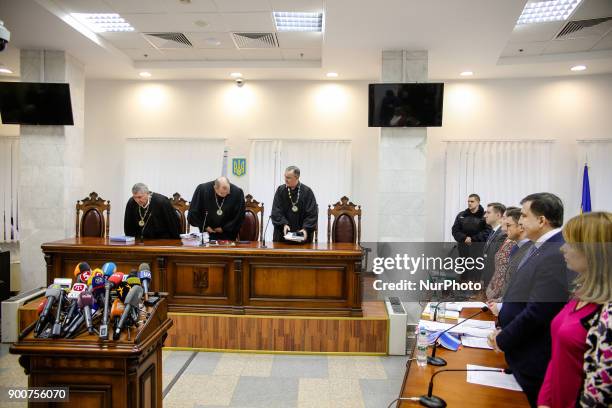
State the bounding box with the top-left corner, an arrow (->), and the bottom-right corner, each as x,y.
443,140 -> 553,242
0,137 -> 19,243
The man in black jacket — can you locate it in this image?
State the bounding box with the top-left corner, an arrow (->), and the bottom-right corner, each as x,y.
452,193 -> 492,282
482,202 -> 508,286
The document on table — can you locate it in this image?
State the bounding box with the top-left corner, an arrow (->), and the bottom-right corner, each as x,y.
461,336 -> 493,350
418,320 -> 492,338
466,364 -> 522,391
445,302 -> 487,311
457,318 -> 496,330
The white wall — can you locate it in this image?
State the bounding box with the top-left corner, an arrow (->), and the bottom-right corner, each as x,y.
426,73 -> 612,241
84,80 -> 380,240
83,74 -> 612,243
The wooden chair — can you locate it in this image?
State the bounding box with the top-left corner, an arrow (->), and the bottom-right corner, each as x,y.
169,192 -> 190,234
238,194 -> 264,241
75,192 -> 110,238
327,196 -> 362,243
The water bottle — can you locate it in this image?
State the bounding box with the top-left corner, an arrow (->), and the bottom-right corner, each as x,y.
416,328 -> 428,367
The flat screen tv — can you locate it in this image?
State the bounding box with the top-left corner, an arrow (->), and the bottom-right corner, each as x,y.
368,83 -> 443,127
0,82 -> 74,125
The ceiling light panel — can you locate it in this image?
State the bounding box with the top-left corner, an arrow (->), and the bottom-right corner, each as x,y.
72,13 -> 135,32
273,12 -> 323,32
516,0 -> 582,25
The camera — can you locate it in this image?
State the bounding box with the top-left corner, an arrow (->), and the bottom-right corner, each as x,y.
235,78 -> 244,87
0,21 -> 10,52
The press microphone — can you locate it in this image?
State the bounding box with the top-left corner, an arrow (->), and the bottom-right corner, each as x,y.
63,282 -> 87,328
419,367 -> 511,408
90,275 -> 106,303
261,216 -> 272,248
52,286 -> 69,337
111,298 -> 125,339
35,284 -> 62,336
138,263 -> 151,299
78,290 -> 95,334
100,272 -> 124,340
74,262 -> 91,283
101,262 -> 117,278
87,268 -> 104,288
428,306 -> 489,366
114,285 -> 144,339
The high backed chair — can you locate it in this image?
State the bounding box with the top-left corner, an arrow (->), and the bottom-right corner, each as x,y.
327,196 -> 361,243
238,194 -> 264,241
170,192 -> 190,234
75,192 -> 110,238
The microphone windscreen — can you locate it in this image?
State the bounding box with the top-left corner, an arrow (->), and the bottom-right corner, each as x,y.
74,262 -> 91,277
138,270 -> 152,281
37,299 -> 48,314
125,285 -> 144,307
45,284 -> 62,298
127,276 -> 141,286
108,272 -> 124,286
78,291 -> 94,308
138,263 -> 150,272
91,276 -> 106,294
111,299 -> 125,317
101,262 -> 117,277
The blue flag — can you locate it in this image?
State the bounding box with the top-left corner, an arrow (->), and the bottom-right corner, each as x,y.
581,164 -> 591,213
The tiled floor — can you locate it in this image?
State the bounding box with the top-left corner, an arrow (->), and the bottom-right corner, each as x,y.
0,344 -> 408,408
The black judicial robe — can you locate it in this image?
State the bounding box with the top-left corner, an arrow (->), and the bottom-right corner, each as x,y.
271,182 -> 318,243
124,192 -> 180,239
188,181 -> 245,241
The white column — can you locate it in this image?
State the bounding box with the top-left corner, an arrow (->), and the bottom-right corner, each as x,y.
378,50 -> 428,242
19,50 -> 85,291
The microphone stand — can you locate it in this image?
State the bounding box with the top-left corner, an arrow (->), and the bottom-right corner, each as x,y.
428,306 -> 489,366
261,216 -> 271,248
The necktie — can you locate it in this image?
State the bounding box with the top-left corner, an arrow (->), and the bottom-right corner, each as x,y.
509,243 -> 519,258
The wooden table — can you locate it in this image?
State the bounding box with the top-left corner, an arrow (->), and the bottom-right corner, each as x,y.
10,296 -> 173,408
398,308 -> 530,407
42,238 -> 364,316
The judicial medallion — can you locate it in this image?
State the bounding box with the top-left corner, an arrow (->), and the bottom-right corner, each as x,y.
292,205 -> 298,212
217,209 -> 223,216
138,220 -> 145,227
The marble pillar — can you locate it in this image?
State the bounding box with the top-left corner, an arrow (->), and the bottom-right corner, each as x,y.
19,50 -> 85,291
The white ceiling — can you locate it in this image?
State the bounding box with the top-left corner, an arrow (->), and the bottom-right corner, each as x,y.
0,0 -> 611,81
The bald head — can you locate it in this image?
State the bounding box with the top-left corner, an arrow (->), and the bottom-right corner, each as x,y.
214,176 -> 231,197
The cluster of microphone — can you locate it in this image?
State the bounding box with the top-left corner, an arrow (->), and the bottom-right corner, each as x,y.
31,261 -> 153,341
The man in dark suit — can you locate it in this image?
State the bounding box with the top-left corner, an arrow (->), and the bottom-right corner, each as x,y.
487,192 -> 573,407
482,202 -> 507,286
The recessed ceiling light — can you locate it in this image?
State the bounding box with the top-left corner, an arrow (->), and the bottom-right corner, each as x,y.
570,65 -> 586,71
0,64 -> 12,74
71,13 -> 135,33
230,72 -> 242,78
139,71 -> 152,78
194,20 -> 208,28
516,0 -> 582,25
460,71 -> 474,76
326,72 -> 338,78
205,37 -> 221,46
273,12 -> 323,32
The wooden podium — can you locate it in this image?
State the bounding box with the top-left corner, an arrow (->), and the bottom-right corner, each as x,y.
10,296 -> 173,408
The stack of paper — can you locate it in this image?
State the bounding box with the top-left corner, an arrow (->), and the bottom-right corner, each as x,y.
466,364 -> 522,391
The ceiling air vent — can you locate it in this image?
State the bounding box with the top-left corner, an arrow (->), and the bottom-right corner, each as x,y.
556,17 -> 612,38
144,32 -> 193,48
232,32 -> 278,49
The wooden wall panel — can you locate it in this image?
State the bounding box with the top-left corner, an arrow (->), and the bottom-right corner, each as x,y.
250,265 -> 346,299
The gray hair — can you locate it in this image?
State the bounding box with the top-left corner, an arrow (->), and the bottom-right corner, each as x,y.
131,183 -> 150,194
214,176 -> 230,188
285,166 -> 300,177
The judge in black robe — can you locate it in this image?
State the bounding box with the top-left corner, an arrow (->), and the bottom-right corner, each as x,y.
124,184 -> 180,240
188,177 -> 245,241
271,166 -> 318,243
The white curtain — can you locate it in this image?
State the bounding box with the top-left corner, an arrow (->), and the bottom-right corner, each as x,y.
249,140 -> 352,242
443,140 -> 552,242
577,139 -> 612,212
124,138 -> 225,231
0,137 -> 19,243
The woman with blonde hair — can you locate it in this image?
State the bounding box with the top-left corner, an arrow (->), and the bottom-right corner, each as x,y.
537,211 -> 612,408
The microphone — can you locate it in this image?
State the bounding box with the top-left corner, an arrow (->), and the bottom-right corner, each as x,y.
63,282 -> 87,328
87,268 -> 104,288
261,216 -> 272,248
138,263 -> 151,299
431,301 -> 445,322
35,284 -> 62,336
52,286 -> 69,337
78,290 -> 95,334
90,275 -> 106,303
114,285 -> 144,339
111,298 -> 125,338
74,262 -> 91,283
100,272 -> 124,340
428,306 -> 489,366
419,367 -> 511,408
101,262 -> 117,278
